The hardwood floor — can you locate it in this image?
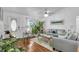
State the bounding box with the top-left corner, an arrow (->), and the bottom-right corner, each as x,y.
16,38 -> 52,52
27,41 -> 52,52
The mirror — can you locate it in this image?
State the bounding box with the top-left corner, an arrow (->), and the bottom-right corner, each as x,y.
11,19 -> 17,31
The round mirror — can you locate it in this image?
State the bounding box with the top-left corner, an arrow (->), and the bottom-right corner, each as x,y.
11,19 -> 17,31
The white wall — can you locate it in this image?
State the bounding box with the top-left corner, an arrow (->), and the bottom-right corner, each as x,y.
3,11 -> 28,38
2,8 -> 39,38
44,7 -> 79,32
2,7 -> 79,38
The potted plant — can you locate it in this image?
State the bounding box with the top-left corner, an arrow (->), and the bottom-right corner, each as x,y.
31,21 -> 44,36
0,38 -> 24,52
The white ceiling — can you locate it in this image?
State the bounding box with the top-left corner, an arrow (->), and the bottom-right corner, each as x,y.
3,7 -> 64,19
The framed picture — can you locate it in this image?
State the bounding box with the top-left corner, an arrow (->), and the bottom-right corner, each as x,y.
51,20 -> 64,25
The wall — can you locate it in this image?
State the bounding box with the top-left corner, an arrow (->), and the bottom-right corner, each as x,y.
44,7 -> 79,32
2,7 -> 79,38
2,8 -> 39,38
3,10 -> 28,38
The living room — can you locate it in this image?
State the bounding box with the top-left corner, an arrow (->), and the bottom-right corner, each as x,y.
0,7 -> 79,52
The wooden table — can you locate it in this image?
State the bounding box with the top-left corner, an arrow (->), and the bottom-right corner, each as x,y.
16,37 -> 52,52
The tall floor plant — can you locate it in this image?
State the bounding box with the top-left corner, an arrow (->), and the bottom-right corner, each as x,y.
32,21 -> 44,35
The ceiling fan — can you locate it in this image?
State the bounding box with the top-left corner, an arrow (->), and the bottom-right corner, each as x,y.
44,9 -> 54,17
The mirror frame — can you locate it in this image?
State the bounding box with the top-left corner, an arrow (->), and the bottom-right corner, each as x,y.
11,18 -> 17,32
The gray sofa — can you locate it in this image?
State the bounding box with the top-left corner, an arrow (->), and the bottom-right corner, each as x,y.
51,33 -> 79,52
52,37 -> 78,52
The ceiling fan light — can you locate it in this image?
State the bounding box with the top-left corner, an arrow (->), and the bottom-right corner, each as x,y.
44,13 -> 48,17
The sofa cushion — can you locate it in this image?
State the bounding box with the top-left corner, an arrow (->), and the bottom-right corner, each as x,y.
77,37 -> 79,41
68,33 -> 78,41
